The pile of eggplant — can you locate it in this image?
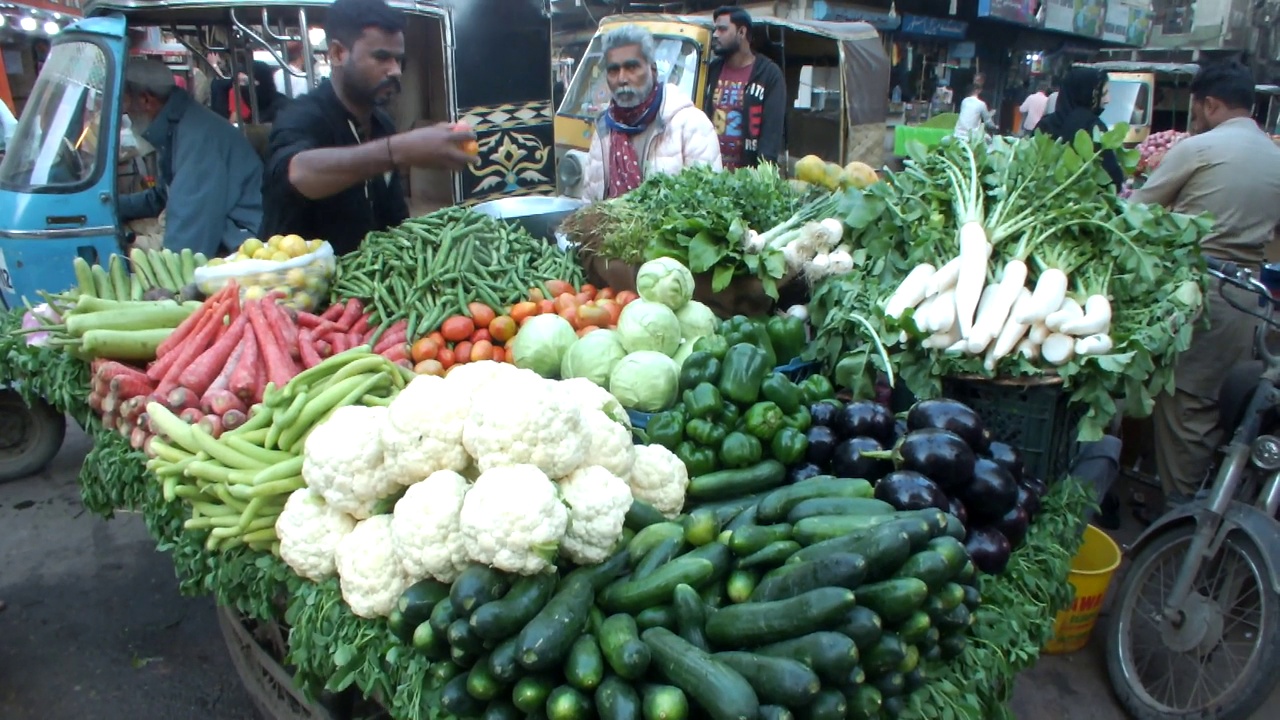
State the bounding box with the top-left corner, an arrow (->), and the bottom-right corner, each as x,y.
796,397 -> 1048,575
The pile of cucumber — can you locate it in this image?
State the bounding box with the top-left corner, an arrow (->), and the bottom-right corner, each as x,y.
385,474 -> 981,720
71,249 -> 208,303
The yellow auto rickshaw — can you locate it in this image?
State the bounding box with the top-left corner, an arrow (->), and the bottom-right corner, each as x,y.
1077,61 -> 1198,145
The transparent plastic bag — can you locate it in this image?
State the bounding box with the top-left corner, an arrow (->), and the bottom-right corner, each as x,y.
194,242 -> 336,311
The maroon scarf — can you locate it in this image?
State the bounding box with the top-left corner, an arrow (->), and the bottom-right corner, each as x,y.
604,82 -> 663,199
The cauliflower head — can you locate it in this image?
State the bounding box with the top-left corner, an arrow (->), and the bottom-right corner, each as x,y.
302,405 -> 399,519
558,465 -> 633,565
459,464 -> 568,575
560,377 -> 631,427
381,375 -> 471,486
276,488 -> 357,582
391,470 -> 470,583
444,360 -> 532,388
334,514 -> 410,618
578,410 -> 636,480
628,444 -> 689,518
463,378 -> 589,478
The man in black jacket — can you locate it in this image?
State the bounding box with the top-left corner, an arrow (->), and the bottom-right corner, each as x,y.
702,6 -> 786,169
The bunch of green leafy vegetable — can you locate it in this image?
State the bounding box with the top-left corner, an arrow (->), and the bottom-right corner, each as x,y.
0,307 -> 94,428
806,128 -> 1211,441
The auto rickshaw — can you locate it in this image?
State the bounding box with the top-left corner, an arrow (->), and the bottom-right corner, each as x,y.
553,13 -> 890,197
1077,61 -> 1198,145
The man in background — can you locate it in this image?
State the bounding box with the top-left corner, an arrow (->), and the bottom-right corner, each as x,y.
1133,61 -> 1280,512
952,84 -> 997,141
1019,83 -> 1049,136
275,41 -> 313,99
703,6 -> 785,170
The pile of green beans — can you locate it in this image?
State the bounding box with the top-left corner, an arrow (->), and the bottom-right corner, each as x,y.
331,207 -> 586,337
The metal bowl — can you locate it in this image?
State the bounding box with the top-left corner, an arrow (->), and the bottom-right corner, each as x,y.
470,196 -> 587,244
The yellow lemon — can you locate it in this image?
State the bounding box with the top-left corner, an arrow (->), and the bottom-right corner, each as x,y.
207,257 -> 226,267
280,235 -> 309,257
307,239 -> 324,252
284,268 -> 308,288
251,248 -> 272,261
794,154 -> 827,185
243,285 -> 266,301
240,237 -> 264,255
842,161 -> 879,190
293,291 -> 314,309
270,251 -> 291,262
266,234 -> 285,250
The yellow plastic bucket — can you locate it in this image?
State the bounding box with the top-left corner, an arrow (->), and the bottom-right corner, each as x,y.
1043,524 -> 1122,654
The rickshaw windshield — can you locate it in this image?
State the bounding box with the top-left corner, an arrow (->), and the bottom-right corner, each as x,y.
1099,79 -> 1149,129
0,40 -> 111,192
559,33 -> 701,120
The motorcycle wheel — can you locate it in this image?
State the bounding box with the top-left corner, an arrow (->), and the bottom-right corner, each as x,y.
1104,524 -> 1280,719
0,389 -> 66,483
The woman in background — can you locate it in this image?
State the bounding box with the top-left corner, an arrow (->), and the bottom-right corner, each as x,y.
1036,66 -> 1125,188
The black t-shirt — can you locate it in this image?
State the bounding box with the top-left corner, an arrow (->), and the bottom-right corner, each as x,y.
259,80 -> 408,256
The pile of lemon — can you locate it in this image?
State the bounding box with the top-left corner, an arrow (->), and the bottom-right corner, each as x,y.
792,155 -> 879,192
204,234 -> 332,310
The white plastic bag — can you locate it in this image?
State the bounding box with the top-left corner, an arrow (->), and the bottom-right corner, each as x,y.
194,242 -> 336,311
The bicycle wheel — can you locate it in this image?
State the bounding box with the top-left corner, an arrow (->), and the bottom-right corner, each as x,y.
1104,524 -> 1280,719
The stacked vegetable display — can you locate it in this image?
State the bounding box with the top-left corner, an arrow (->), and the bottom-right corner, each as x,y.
73,247 -> 209,302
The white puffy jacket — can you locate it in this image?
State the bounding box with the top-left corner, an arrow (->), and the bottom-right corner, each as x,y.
582,83 -> 722,201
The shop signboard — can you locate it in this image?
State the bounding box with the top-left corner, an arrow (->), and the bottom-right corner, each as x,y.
1101,0 -> 1154,46
811,1 -> 902,31
898,14 -> 969,41
976,0 -> 1038,26
10,0 -> 84,16
1041,0 -> 1108,38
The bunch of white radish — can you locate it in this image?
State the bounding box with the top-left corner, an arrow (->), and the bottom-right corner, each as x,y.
746,216 -> 854,281
885,248 -> 1113,372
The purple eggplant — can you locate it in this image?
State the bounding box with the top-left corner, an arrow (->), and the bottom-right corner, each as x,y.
965,526 -> 1012,575
899,428 -> 976,492
1021,476 -> 1049,499
995,505 -> 1030,548
787,463 -> 824,485
958,459 -> 1019,524
836,401 -> 896,445
874,470 -> 951,512
830,437 -> 893,481
1015,484 -> 1041,519
948,496 -> 969,526
907,399 -> 986,450
805,425 -> 839,465
984,441 -> 1025,483
809,401 -> 842,428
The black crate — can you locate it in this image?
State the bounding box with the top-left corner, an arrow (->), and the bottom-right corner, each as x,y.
941,375 -> 1084,482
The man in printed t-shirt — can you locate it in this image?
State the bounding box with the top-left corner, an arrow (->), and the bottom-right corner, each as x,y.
703,6 -> 786,170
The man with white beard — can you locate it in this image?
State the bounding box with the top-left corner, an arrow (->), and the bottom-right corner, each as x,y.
580,24 -> 721,201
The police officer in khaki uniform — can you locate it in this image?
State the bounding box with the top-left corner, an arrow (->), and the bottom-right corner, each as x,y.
1133,61 -> 1280,509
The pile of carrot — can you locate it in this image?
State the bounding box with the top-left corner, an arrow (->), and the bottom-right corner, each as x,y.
295,297 -> 412,370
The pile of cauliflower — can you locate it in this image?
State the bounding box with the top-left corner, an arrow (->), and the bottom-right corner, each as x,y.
274,361 -> 690,619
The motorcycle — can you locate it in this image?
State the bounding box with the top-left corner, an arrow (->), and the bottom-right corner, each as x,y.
1104,257 -> 1280,719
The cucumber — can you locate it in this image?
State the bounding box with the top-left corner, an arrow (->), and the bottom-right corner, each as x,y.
898,610 -> 932,645
904,667 -> 927,693
635,605 -> 677,630
935,582 -> 967,611
926,535 -> 969,574
466,660 -> 504,701
633,537 -> 686,580
724,503 -> 759,531
680,541 -> 734,581
938,632 -> 968,659
750,552 -> 868,602
847,664 -> 866,686
786,496 -> 895,523
756,476 -> 874,522
448,617 -> 485,655
738,540 -> 801,568
451,565 -> 511,616
429,596 -> 459,635
895,550 -> 955,591
600,557 -> 716,614
834,605 -> 883,651
875,672 -> 906,699
386,609 -> 413,644
517,575 -> 594,671
712,651 -> 821,707
900,508 -> 950,541
787,518 -> 920,574
596,675 -> 643,720
512,674 -> 556,714
882,695 -> 907,719
798,689 -> 846,720
599,614 -> 652,679
758,706 -> 794,720
642,684 -> 689,720
428,660 -> 463,685
565,634 -> 605,691
626,499 -> 669,530
411,619 -> 449,659
920,627 -> 941,652
470,572 -> 558,642
792,514 -> 893,545
687,459 -> 787,501
671,583 -> 710,650
699,582 -> 725,609
725,569 -> 758,604
862,632 -> 907,676
897,644 -> 920,674
933,603 -> 974,633
565,547 -> 632,591
397,578 -> 451,628
482,700 -> 521,720
857,578 -> 929,625
546,685 -> 593,720
943,512 -> 966,539
487,635 -> 522,683
845,685 -> 883,720
956,559 -> 978,585
629,522 -> 686,561
962,584 -> 982,610
642,627 -> 760,720
706,587 -> 856,647
682,507 -> 721,546
727,523 -> 793,555
441,672 -> 486,717
755,631 -> 859,685
450,643 -> 479,668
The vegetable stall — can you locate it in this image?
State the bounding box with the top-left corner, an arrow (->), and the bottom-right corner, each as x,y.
0,128 -> 1206,720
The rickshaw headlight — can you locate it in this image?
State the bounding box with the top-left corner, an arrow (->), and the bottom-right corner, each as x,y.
1250,435 -> 1280,470
558,149 -> 586,196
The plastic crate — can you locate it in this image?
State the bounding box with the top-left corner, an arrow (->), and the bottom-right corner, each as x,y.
941,374 -> 1084,482
216,605 -> 335,720
627,408 -> 653,432
776,359 -> 822,383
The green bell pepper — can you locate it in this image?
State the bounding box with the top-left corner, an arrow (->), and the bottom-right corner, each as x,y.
780,406 -> 812,432
719,400 -> 741,429
645,410 -> 686,451
692,335 -> 729,361
766,315 -> 808,366
678,352 -> 721,392
686,418 -> 728,447
719,431 -> 763,468
676,441 -> 719,477
718,343 -> 771,405
760,373 -> 802,415
719,316 -> 777,368
681,382 -> 723,420
743,401 -> 783,441
770,426 -> 809,465
798,375 -> 836,405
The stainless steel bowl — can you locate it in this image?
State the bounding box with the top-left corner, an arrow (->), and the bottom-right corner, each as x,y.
470,196 -> 587,243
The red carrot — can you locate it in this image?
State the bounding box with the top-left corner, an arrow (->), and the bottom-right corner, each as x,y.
381,343 -> 410,364
296,311 -> 326,329
222,408 -> 248,432
349,314 -> 371,338
331,332 -> 350,355
167,387 -> 200,412
264,298 -> 300,359
154,284 -> 229,358
228,331 -> 260,402
149,296 -> 230,382
110,372 -> 156,399
298,329 -> 324,369
130,426 -> 150,451
252,357 -> 268,404
197,414 -> 224,439
204,390 -> 246,417
179,407 -> 204,425
88,392 -> 104,413
373,328 -> 408,355
336,298 -> 363,331
321,302 -> 345,322
97,360 -> 150,387
178,311 -> 248,397
201,341 -> 246,404
247,300 -> 296,392
395,359 -> 413,370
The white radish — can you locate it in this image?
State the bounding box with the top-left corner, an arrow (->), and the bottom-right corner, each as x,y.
986,288 -> 1034,368
885,263 -> 937,319
898,331 -> 909,345
1044,297 -> 1083,332
819,218 -> 845,245
922,326 -> 962,350
954,222 -> 991,339
964,284 -> 1001,350
827,249 -> 854,275
806,253 -> 831,279
967,259 -> 1028,353
1041,333 -> 1076,365
1075,333 -> 1114,356
1017,337 -> 1039,360
1028,321 -> 1050,345
913,294 -> 937,333
924,256 -> 962,297
1059,294 -> 1112,336
929,288 -> 957,333
945,338 -> 969,354
1016,268 -> 1068,323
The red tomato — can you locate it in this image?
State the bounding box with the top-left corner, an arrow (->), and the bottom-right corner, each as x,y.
577,325 -> 600,337
437,348 -> 456,369
410,337 -> 439,364
489,316 -> 518,343
509,302 -> 538,324
467,302 -> 497,329
615,290 -> 640,306
580,283 -> 598,298
577,303 -> 611,328
545,279 -> 575,297
453,341 -> 473,363
595,287 -> 616,301
554,293 -> 579,313
559,305 -> 580,329
471,328 -> 492,343
470,340 -> 494,362
537,299 -> 555,315
491,346 -> 505,363
575,292 -> 593,305
414,359 -> 445,376
441,316 -> 475,342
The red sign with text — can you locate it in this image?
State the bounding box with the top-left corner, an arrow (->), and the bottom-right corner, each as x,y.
11,0 -> 84,17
